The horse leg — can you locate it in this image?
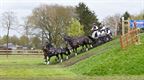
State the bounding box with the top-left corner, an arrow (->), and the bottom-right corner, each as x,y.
72,49 -> 75,53
70,50 -> 72,53
44,56 -> 47,64
47,57 -> 50,64
85,44 -> 89,51
56,54 -> 60,63
66,49 -> 71,59
66,52 -> 70,59
64,52 -> 69,60
83,45 -> 87,51
66,55 -> 69,60
74,48 -> 77,56
81,45 -> 84,52
44,53 -> 47,64
90,44 -> 93,48
60,53 -> 63,62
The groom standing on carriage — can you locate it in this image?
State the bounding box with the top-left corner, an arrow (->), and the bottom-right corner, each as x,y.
91,23 -> 99,39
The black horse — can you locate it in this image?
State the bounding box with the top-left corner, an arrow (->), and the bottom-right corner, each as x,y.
42,46 -> 60,64
63,36 -> 79,56
63,35 -> 93,56
76,36 -> 93,50
42,43 -> 71,64
56,47 -> 71,62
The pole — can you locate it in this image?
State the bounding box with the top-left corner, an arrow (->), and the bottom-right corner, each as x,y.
120,36 -> 124,49
115,18 -> 117,37
128,18 -> 130,32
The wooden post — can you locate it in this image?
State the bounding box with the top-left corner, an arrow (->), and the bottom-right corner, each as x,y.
120,36 -> 124,49
132,30 -> 135,44
122,17 -> 125,36
137,29 -> 141,44
126,33 -> 128,46
129,30 -> 133,44
136,29 -> 141,45
135,29 -> 137,43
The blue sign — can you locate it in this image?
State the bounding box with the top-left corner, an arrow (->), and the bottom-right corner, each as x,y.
129,20 -> 144,28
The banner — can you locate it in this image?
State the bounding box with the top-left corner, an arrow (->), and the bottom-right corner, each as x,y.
129,20 -> 144,28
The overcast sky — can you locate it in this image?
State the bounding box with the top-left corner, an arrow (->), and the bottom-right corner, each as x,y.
0,0 -> 144,36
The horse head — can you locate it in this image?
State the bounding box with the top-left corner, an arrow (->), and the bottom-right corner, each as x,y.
63,35 -> 73,44
42,46 -> 47,53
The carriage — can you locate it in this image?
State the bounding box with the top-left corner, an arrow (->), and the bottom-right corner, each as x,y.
90,26 -> 113,46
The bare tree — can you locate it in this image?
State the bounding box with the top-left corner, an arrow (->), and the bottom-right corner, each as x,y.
103,14 -> 121,36
19,18 -> 32,47
27,4 -> 75,47
1,11 -> 17,49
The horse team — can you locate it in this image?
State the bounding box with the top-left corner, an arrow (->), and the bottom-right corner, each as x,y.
42,26 -> 113,64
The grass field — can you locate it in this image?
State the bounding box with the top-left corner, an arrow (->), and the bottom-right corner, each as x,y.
0,55 -> 77,80
70,34 -> 144,76
0,34 -> 144,80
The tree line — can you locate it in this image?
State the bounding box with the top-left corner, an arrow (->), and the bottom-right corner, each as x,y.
0,35 -> 41,49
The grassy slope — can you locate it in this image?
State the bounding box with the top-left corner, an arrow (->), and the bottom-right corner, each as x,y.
0,34 -> 144,80
70,34 -> 144,76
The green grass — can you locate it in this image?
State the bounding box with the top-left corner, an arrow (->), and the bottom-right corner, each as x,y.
0,55 -> 79,80
0,55 -> 75,77
0,34 -> 144,80
70,34 -> 144,76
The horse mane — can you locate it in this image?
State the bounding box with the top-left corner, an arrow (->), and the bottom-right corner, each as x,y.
64,36 -> 73,44
87,35 -> 95,42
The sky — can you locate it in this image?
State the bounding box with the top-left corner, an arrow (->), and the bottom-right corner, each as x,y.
0,0 -> 144,37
